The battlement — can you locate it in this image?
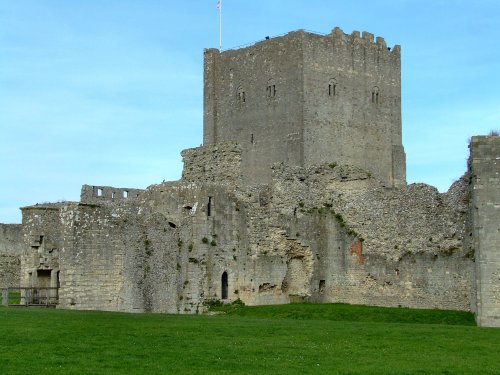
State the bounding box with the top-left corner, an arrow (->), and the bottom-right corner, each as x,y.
80,185 -> 144,204
208,27 -> 400,57
328,27 -> 400,53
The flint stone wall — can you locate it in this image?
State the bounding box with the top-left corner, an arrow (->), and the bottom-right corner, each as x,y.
0,224 -> 23,287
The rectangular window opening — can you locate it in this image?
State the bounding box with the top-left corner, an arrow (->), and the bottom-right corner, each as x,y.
207,196 -> 212,217
319,280 -> 325,293
123,191 -> 129,198
97,188 -> 103,197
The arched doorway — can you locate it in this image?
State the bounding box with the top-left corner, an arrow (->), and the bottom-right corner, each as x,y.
221,272 -> 228,300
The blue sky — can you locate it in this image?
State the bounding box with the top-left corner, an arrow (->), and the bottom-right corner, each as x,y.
1,0 -> 499,223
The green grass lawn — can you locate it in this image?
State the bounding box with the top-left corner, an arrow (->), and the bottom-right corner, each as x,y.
0,303 -> 498,375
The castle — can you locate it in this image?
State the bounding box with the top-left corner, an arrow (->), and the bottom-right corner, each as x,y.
0,27 -> 499,327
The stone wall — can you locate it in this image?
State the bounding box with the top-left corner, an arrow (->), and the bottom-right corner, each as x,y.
8,142 -> 480,316
80,184 -> 144,205
181,142 -> 242,184
204,31 -> 305,183
20,204 -> 65,289
301,28 -> 405,187
470,136 -> 500,326
261,163 -> 473,310
0,224 -> 23,287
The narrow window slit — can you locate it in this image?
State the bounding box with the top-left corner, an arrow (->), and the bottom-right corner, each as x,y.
221,271 -> 228,299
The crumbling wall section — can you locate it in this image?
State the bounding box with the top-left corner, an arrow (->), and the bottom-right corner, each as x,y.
58,202 -> 145,312
80,185 -> 144,205
20,204 -> 65,289
140,180 -> 251,312
0,224 -> 23,287
181,142 -> 242,184
470,136 -> 500,326
269,162 -> 473,310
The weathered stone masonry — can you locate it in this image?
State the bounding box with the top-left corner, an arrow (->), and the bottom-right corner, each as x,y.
0,27 -> 498,327
470,136 -> 500,327
0,224 -> 23,287
204,28 -> 405,187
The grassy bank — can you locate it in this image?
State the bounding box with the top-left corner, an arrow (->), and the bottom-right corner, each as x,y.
0,304 -> 498,374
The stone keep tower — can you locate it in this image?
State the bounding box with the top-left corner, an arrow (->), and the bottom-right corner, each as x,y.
204,27 -> 406,187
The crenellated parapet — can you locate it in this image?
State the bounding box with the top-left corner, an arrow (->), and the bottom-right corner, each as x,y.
328,26 -> 400,55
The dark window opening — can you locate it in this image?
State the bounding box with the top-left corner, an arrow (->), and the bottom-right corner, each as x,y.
266,79 -> 276,98
329,84 -> 336,96
36,269 -> 52,288
329,79 -> 337,97
37,269 -> 51,277
237,87 -> 246,103
168,222 -> 177,228
371,87 -> 380,104
267,84 -> 276,97
207,196 -> 212,217
251,133 -> 254,144
319,280 -> 325,293
221,271 -> 228,299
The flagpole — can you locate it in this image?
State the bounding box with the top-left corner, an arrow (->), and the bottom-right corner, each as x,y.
219,0 -> 222,50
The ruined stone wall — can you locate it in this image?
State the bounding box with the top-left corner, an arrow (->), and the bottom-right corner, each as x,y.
11,142 -> 475,315
20,204 -> 65,288
470,136 -> 500,326
142,145 -> 472,312
181,142 -> 242,184
0,224 -> 23,287
80,184 -> 144,205
57,203 -> 133,311
267,163 -> 473,310
140,179 -> 250,312
301,28 -> 405,187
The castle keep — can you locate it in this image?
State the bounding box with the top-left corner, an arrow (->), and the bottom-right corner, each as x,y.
1,27 -> 499,327
204,28 -> 406,186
